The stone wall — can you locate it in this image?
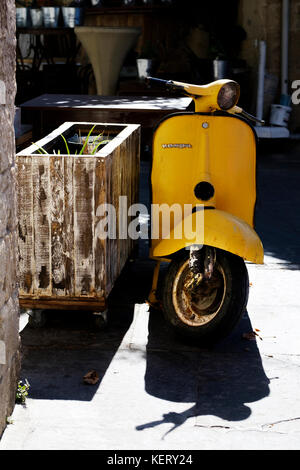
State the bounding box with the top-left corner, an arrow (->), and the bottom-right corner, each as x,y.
238,0 -> 300,131
0,1 -> 21,437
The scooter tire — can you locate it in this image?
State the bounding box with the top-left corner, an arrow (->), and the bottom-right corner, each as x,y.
162,248 -> 249,344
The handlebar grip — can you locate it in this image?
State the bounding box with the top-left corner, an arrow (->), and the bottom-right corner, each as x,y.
146,76 -> 185,91
146,76 -> 169,86
240,109 -> 265,125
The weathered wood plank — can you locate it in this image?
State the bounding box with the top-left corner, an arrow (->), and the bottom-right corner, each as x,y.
63,156 -> 75,297
19,297 -> 106,311
17,156 -> 34,294
73,157 -> 95,297
31,156 -> 52,296
104,154 -> 115,294
119,139 -> 128,268
104,129 -> 140,294
94,157 -> 106,297
50,156 -> 66,296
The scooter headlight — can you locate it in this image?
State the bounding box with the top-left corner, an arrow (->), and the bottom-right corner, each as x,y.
217,81 -> 240,110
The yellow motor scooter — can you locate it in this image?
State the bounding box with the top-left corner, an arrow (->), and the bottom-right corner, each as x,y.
147,76 -> 264,343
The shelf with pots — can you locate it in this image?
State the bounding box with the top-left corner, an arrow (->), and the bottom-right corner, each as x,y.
15,1 -> 85,29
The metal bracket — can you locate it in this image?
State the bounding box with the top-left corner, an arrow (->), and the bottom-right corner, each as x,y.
148,260 -> 162,308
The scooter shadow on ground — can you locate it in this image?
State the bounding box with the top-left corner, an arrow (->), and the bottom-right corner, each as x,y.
18,252 -> 270,431
136,306 -> 270,435
133,159 -> 270,434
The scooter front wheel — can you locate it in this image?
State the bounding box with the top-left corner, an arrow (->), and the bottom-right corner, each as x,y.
162,248 -> 249,344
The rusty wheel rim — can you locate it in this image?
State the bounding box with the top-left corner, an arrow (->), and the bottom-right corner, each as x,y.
172,260 -> 226,327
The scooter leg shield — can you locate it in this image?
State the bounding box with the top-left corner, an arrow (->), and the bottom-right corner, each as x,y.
151,209 -> 264,264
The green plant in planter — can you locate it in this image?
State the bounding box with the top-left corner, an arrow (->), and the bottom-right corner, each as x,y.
32,125 -> 111,156
16,379 -> 30,404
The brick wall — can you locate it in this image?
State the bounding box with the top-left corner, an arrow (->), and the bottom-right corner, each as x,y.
0,1 -> 21,437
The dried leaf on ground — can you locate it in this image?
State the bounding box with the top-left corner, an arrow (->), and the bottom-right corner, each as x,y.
83,370 -> 100,385
242,331 -> 263,341
242,332 -> 257,341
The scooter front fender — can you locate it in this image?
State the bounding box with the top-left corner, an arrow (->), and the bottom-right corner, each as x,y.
151,209 -> 264,264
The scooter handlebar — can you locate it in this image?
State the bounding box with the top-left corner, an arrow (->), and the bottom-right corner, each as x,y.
146,76 -> 185,91
233,106 -> 265,125
146,79 -> 265,124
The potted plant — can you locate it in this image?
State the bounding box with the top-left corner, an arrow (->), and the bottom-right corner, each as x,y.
209,33 -> 231,80
29,1 -> 43,28
136,40 -> 158,80
16,0 -> 32,27
41,5 -> 60,28
209,26 -> 247,81
61,4 -> 84,28
16,7 -> 28,27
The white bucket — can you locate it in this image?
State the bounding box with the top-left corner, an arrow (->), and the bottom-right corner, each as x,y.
16,8 -> 28,28
42,7 -> 60,28
62,7 -> 83,28
137,59 -> 153,79
270,104 -> 291,127
30,9 -> 43,28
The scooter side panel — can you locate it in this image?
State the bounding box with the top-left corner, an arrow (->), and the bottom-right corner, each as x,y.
151,113 -> 257,228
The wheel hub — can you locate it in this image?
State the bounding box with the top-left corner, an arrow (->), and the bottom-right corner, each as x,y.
172,260 -> 226,326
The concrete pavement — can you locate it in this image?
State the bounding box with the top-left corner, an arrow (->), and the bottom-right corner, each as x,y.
1,141 -> 300,450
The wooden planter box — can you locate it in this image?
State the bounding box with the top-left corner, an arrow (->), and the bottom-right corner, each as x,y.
16,121 -> 140,312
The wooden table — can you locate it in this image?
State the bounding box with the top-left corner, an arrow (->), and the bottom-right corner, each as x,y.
20,94 -> 194,155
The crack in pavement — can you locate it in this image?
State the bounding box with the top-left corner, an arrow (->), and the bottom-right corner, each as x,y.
195,417 -> 300,435
261,416 -> 300,429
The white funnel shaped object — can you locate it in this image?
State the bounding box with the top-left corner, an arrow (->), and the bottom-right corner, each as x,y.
75,26 -> 141,95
